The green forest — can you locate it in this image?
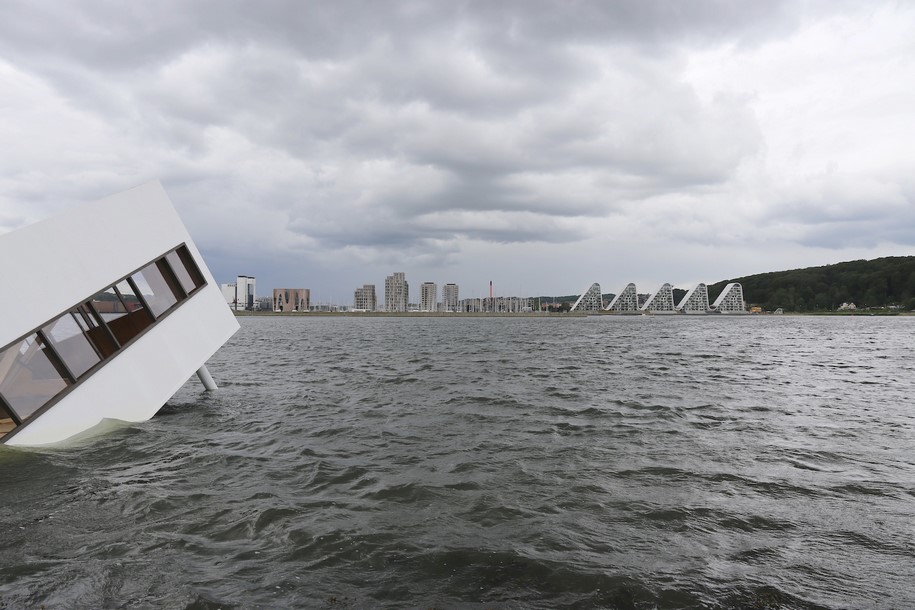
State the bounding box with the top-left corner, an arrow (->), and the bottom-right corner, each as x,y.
708,256 -> 915,312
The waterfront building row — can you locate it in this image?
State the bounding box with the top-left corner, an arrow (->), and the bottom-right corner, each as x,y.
460,296 -> 534,313
376,274 -> 461,312
220,277 -> 314,312
571,281 -> 747,313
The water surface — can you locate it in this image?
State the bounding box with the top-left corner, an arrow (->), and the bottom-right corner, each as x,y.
2,315 -> 914,608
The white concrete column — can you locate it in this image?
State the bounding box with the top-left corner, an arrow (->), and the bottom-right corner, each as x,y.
196,365 -> 218,391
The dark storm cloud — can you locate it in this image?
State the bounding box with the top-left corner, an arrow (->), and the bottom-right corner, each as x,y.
1,0 -> 912,295
0,1 -> 800,66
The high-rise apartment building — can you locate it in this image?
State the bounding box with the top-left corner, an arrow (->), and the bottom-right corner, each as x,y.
441,283 -> 459,312
420,282 -> 438,312
384,272 -> 409,312
353,284 -> 377,311
220,275 -> 256,310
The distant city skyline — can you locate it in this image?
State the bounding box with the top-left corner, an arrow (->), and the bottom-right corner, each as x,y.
217,269 -> 746,309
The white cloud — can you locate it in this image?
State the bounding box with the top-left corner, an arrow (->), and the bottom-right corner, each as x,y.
0,1 -> 913,296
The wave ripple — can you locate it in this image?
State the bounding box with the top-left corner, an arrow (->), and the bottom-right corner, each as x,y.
3,315 -> 915,608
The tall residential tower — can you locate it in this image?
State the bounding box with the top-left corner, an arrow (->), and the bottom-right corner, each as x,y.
353,284 -> 377,311
384,272 -> 409,312
420,282 -> 438,312
441,283 -> 459,312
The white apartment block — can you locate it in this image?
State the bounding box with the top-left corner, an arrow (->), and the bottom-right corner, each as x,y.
460,296 -> 533,313
676,283 -> 710,313
606,283 -> 640,312
441,283 -> 459,312
384,272 -> 409,312
353,284 -> 377,311
641,283 -> 676,313
420,282 -> 438,312
570,283 -> 602,311
221,275 -> 256,310
712,283 -> 747,313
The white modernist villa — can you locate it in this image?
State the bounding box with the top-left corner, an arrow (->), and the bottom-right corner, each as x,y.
0,182 -> 239,446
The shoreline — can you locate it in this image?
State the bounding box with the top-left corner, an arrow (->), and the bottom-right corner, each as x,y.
232,310 -> 913,318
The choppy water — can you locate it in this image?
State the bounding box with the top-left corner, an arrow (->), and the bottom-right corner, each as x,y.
2,315 -> 915,609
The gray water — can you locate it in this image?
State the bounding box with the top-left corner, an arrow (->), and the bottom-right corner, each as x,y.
1,315 -> 914,609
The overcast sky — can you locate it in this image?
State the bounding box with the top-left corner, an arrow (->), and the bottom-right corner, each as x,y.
1,1 -> 913,302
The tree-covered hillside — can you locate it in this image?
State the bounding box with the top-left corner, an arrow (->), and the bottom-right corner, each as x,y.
708,256 -> 915,312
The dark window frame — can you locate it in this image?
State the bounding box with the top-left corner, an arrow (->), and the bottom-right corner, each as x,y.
0,393 -> 22,427
0,243 -> 208,443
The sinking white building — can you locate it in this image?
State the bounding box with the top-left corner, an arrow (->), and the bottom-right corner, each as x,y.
712,282 -> 747,313
677,283 -> 710,313
570,283 -> 603,312
0,182 -> 238,446
605,283 -> 640,312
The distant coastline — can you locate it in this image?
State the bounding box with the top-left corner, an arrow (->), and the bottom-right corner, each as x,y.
232,310 -> 913,318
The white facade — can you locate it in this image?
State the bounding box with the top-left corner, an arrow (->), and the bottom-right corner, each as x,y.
441,283 -> 459,312
642,283 -> 676,313
420,282 -> 438,312
570,283 -> 602,312
0,181 -> 238,446
606,283 -> 640,312
384,272 -> 409,312
712,283 -> 747,313
460,296 -> 533,313
677,283 -> 710,313
220,283 -> 235,305
222,276 -> 255,310
353,284 -> 377,311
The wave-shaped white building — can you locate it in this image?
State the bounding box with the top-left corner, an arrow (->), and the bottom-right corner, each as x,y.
641,283 -> 676,313
712,282 -> 747,313
677,283 -> 710,313
570,283 -> 603,312
606,283 -> 640,312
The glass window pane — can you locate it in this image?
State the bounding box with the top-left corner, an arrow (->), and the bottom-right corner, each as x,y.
175,246 -> 205,290
132,263 -> 179,318
0,399 -> 15,439
115,280 -> 142,308
94,283 -> 152,345
165,250 -> 196,294
77,305 -> 119,357
41,314 -> 101,378
72,311 -> 92,333
0,334 -> 71,420
91,286 -> 128,317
